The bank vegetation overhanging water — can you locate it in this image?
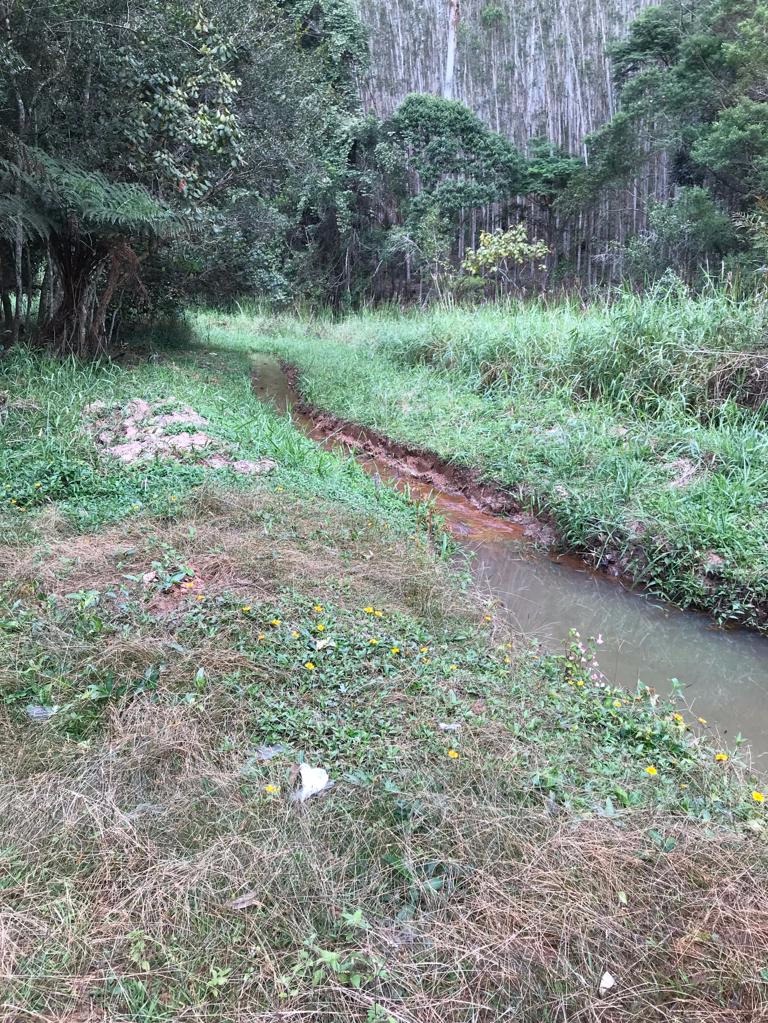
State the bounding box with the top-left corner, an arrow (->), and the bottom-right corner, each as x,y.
203,286 -> 768,635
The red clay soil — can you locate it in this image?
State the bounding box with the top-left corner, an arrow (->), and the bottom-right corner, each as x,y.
253,363 -> 764,633
280,363 -> 557,545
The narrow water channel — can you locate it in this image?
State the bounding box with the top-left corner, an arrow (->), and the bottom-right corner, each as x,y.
252,356 -> 768,760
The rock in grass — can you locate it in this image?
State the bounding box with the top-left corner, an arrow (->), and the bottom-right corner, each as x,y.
599,971 -> 617,997
291,764 -> 334,802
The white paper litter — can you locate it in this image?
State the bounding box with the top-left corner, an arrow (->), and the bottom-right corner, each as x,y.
599,971 -> 617,997
291,764 -> 334,802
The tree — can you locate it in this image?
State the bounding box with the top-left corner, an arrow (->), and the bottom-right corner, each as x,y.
0,0 -> 244,353
3,152 -> 187,355
462,225 -> 548,291
443,0 -> 461,101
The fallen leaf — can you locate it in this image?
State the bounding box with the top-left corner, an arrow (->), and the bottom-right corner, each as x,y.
25,704 -> 59,722
253,744 -> 287,762
227,890 -> 262,911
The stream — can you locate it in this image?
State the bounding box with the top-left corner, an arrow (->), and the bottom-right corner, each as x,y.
252,355 -> 768,761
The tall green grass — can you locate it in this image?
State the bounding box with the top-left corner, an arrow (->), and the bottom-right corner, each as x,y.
315,284 -> 768,416
0,340 -> 424,537
215,285 -> 768,630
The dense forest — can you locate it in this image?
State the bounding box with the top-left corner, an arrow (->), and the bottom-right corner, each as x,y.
1,0 -> 767,352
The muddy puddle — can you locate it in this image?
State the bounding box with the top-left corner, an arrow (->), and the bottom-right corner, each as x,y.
252,355 -> 768,760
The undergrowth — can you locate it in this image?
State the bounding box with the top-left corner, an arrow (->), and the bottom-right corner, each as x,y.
2,491 -> 767,1022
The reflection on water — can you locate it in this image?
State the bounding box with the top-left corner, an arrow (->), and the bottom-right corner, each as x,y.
252,355 -> 768,761
470,541 -> 768,756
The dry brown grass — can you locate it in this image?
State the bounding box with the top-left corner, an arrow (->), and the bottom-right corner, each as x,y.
1,695 -> 767,1023
1,488 -> 766,1022
0,486 -> 464,629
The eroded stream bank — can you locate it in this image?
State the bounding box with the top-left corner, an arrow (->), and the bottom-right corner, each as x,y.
252,355 -> 768,759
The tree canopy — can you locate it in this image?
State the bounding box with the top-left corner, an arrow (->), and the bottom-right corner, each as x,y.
1,0 -> 767,345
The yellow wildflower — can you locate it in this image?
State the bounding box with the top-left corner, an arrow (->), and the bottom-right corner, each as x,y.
369,638 -> 380,646
715,752 -> 729,763
612,700 -> 622,709
420,646 -> 429,654
449,664 -> 458,671
34,482 -> 42,489
304,661 -> 316,671
391,646 -> 400,655
645,765 -> 658,777
447,749 -> 460,760
291,630 -> 300,639
264,784 -> 280,795
313,604 -> 324,613
363,606 -> 374,614
195,594 -> 205,602
504,656 -> 512,665
269,618 -> 281,627
315,623 -> 326,632
373,609 -> 384,618
697,717 -> 708,725
241,605 -> 252,613
672,712 -> 684,725
752,791 -> 765,804
483,614 -> 492,622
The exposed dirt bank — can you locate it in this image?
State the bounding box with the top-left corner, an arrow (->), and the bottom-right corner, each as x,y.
275,362 -> 767,634
280,363 -> 556,545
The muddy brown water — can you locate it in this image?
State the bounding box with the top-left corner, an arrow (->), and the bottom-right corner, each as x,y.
252,356 -> 768,762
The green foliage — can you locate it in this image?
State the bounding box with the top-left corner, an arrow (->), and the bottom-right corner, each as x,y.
610,5 -> 682,82
693,99 -> 768,196
462,227 -> 549,281
479,3 -> 506,30
624,187 -> 740,282
284,0 -> 369,99
384,94 -> 527,204
583,0 -> 768,273
246,287 -> 768,629
4,151 -> 185,240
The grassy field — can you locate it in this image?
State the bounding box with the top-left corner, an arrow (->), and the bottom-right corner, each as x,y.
214,286 -> 768,631
1,327 -> 767,1021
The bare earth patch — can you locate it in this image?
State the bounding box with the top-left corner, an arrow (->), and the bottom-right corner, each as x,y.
85,397 -> 277,476
667,457 -> 702,489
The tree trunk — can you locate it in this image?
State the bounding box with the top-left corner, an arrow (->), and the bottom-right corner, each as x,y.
38,254 -> 52,328
11,218 -> 23,346
1,293 -> 13,338
443,0 -> 460,101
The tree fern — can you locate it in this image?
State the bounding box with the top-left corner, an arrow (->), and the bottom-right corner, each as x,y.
1,150 -> 189,240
